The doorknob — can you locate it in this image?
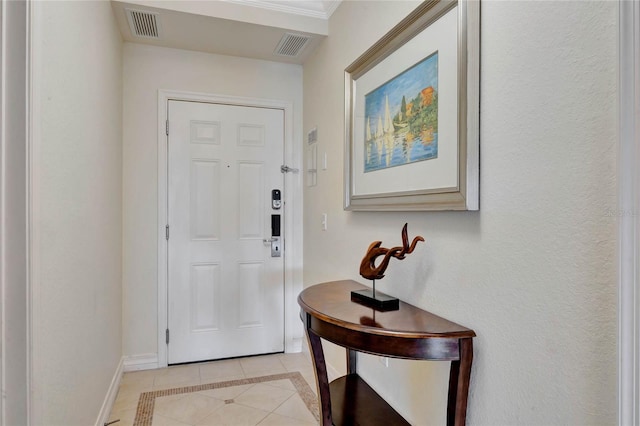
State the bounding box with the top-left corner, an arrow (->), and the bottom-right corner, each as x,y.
264,237 -> 281,257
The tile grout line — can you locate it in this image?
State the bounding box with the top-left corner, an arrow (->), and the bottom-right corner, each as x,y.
132,371 -> 318,426
263,391 -> 300,423
230,383 -> 296,416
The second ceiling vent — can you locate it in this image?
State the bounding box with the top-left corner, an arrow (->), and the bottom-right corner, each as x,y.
126,9 -> 161,39
274,33 -> 311,58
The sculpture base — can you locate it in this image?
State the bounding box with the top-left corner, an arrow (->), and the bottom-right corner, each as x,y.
350,289 -> 399,311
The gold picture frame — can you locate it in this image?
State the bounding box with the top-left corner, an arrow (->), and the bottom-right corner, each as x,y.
344,0 -> 480,211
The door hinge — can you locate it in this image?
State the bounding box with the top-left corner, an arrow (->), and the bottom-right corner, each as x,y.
280,165 -> 299,173
165,328 -> 170,344
166,120 -> 169,136
165,225 -> 170,240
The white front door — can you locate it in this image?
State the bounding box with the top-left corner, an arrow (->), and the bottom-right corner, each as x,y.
167,100 -> 285,364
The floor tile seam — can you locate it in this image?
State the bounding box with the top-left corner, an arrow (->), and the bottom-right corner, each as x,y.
155,397 -> 224,426
240,357 -> 288,375
250,408 -> 272,426
225,382 -> 257,399
192,384 -> 256,402
113,390 -> 146,402
108,406 -> 137,419
157,367 -> 200,378
238,359 -> 249,377
112,399 -> 143,413
179,392 -> 240,424
228,381 -> 297,410
123,372 -> 157,379
267,391 -> 301,418
156,373 -> 295,397
141,372 -> 300,401
122,373 -> 157,383
254,412 -> 303,426
199,374 -> 248,383
132,371 -> 306,426
118,387 -> 155,396
264,409 -> 316,426
151,413 -> 193,426
288,374 -> 321,422
228,397 -> 289,415
200,366 -> 247,383
198,402 -> 271,426
153,408 -> 206,426
152,383 -> 203,391
254,374 -> 318,423
236,383 -> 296,398
242,371 -> 287,380
120,381 -> 156,390
155,369 -> 201,378
178,391 -> 222,403
261,381 -> 296,392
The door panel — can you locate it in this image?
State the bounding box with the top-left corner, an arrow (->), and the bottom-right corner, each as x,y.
190,263 -> 221,331
190,159 -> 220,240
237,262 -> 265,328
238,162 -> 264,239
168,100 -> 285,364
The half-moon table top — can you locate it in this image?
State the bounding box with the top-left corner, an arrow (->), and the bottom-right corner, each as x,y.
298,280 -> 476,340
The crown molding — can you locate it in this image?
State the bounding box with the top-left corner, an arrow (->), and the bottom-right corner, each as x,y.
322,0 -> 341,18
222,0 -> 341,20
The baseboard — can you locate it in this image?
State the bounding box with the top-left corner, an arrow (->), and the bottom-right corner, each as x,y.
94,356 -> 124,426
285,336 -> 303,353
123,353 -> 159,372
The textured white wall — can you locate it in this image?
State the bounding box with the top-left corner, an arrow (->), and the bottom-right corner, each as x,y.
122,44 -> 303,358
303,1 -> 618,424
31,2 -> 123,424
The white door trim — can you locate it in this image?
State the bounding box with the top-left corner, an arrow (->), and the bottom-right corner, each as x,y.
1,0 -> 34,423
157,90 -> 303,367
619,0 -> 640,424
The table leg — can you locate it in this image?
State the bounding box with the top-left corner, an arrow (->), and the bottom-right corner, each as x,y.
347,349 -> 357,375
304,314 -> 333,426
447,338 -> 473,426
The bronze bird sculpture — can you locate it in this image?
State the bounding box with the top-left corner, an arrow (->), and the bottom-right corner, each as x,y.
359,223 -> 424,280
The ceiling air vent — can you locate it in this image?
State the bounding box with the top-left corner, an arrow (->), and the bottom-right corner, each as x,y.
126,9 -> 161,39
274,33 -> 311,58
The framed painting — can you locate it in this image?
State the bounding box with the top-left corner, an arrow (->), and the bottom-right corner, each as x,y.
344,0 -> 480,211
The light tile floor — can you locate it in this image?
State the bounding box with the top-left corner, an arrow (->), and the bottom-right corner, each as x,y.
108,353 -> 319,426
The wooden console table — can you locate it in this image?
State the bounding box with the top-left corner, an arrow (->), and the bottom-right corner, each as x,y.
298,280 -> 475,426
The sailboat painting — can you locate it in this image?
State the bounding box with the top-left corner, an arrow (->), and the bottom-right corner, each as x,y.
364,51 -> 438,173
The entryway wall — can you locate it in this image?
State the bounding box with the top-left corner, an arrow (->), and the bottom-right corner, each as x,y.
302,1 -> 618,424
122,43 -> 304,367
29,2 -> 123,424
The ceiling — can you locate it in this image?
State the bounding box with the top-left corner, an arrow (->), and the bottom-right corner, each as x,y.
111,0 -> 341,64
225,0 -> 341,19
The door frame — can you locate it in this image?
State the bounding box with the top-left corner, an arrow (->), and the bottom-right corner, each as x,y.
3,0 -> 32,423
619,0 -> 640,423
157,90 -> 303,368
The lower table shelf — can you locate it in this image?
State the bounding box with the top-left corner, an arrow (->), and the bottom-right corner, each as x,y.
330,374 -> 409,426
299,280 -> 476,426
